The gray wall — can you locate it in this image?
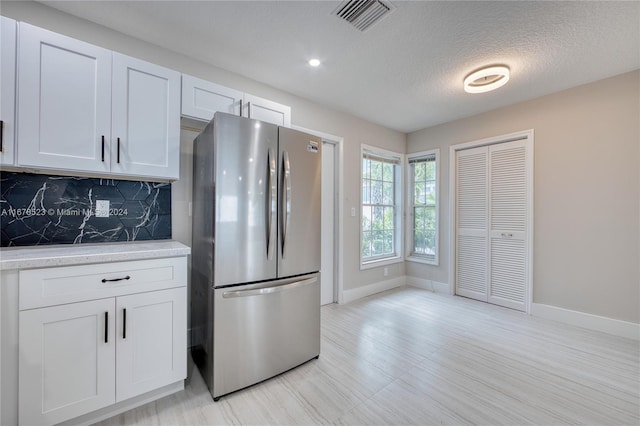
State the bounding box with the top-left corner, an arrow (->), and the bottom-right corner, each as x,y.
3,2 -> 637,323
407,71 -> 640,323
1,1 -> 407,292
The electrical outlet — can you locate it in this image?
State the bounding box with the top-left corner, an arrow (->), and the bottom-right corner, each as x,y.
95,200 -> 109,217
351,207 -> 356,217
383,267 -> 388,277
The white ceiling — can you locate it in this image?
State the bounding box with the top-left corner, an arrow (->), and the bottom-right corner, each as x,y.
40,1 -> 640,133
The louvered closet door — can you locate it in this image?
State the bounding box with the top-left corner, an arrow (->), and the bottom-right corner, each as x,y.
488,140 -> 529,311
455,138 -> 530,312
455,147 -> 489,302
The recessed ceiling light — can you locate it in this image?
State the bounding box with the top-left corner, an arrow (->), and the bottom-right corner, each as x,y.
308,58 -> 321,67
464,65 -> 510,93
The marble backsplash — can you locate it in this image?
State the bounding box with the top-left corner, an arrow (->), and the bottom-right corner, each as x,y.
0,172 -> 171,247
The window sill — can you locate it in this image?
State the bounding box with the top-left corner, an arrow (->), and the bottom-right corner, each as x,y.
405,255 -> 438,266
360,256 -> 403,270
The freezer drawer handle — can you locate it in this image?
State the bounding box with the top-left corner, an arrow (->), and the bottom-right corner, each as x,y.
0,120 -> 4,152
101,275 -> 131,283
222,276 -> 317,298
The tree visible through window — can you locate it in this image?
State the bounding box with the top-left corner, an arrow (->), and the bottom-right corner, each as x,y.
408,152 -> 438,263
361,148 -> 401,262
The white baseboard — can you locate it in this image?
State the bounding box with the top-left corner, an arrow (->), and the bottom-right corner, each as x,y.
406,276 -> 450,294
531,303 -> 640,341
342,276 -> 406,304
406,276 -> 433,291
431,280 -> 450,294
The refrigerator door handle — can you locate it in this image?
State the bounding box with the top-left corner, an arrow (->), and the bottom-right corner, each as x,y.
281,151 -> 292,256
266,149 -> 277,259
222,276 -> 317,298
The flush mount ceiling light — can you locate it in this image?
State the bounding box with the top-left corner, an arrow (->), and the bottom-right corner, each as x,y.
308,58 -> 321,67
464,65 -> 510,93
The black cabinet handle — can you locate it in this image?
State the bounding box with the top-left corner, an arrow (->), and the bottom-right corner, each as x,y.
101,275 -> 130,283
104,311 -> 108,343
123,308 -> 127,339
0,120 -> 4,153
101,135 -> 105,162
239,100 -> 243,117
117,137 -> 120,163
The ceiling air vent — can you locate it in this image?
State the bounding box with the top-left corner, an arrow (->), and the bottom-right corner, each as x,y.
332,0 -> 395,32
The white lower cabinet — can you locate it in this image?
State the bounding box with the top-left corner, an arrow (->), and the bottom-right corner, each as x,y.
17,257 -> 187,426
19,299 -> 116,426
116,288 -> 187,402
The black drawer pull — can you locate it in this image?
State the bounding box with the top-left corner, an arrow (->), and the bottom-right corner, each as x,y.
101,275 -> 131,283
104,311 -> 108,343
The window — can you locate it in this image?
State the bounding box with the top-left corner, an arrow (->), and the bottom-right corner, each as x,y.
406,149 -> 439,264
361,145 -> 403,267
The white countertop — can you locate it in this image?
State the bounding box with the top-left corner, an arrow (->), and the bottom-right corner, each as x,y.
0,240 -> 191,270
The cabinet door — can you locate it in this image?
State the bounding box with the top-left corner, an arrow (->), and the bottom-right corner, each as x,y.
17,23 -> 111,173
111,53 -> 180,180
243,93 -> 291,127
181,74 -> 242,121
1,17 -> 16,166
115,287 -> 186,402
19,299 -> 115,426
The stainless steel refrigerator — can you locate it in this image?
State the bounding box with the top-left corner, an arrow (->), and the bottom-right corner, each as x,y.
191,112 -> 322,401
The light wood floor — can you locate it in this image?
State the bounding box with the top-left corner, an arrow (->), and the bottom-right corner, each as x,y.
97,287 -> 640,425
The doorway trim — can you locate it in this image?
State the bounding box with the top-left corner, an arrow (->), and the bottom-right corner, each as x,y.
448,129 -> 534,313
292,125 -> 344,304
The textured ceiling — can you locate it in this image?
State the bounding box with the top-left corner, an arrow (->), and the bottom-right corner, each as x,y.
39,1 -> 640,133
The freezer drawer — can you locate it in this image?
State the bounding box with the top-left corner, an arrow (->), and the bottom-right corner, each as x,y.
212,273 -> 320,399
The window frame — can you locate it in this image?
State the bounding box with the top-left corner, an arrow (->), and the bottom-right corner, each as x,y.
405,149 -> 440,266
359,144 -> 404,270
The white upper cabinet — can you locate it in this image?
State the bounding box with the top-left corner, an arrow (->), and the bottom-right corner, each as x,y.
181,74 -> 242,121
242,93 -> 291,127
16,23 -> 180,180
1,17 -> 17,166
181,73 -> 291,127
112,53 -> 180,180
17,23 -> 112,173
